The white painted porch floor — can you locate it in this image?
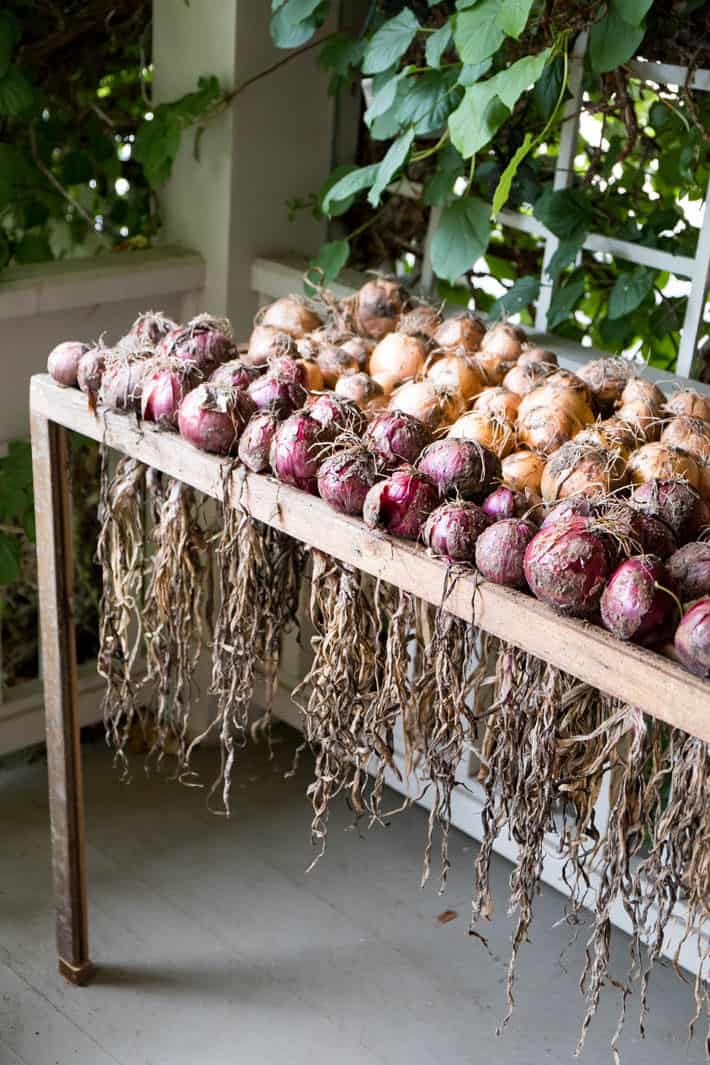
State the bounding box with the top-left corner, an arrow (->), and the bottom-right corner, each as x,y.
0,725 -> 704,1065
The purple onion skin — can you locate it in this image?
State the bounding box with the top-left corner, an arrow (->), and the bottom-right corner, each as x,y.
417,439 -> 501,501
210,360 -> 261,390
47,341 -> 89,387
141,369 -> 189,426
307,393 -> 366,435
268,355 -> 307,386
77,347 -> 106,400
631,511 -> 678,561
130,313 -> 176,347
317,448 -> 379,516
600,555 -> 679,646
630,479 -> 708,545
178,385 -> 255,455
247,372 -> 306,415
269,412 -> 330,494
475,518 -> 536,588
541,497 -> 594,529
363,466 -> 439,541
674,598 -> 710,677
100,360 -> 149,413
423,501 -> 489,562
238,410 -> 281,472
667,542 -> 710,602
524,517 -> 611,617
364,411 -> 432,472
158,325 -> 235,374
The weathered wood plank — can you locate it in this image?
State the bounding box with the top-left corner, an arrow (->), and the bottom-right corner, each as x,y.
30,406 -> 93,985
30,374 -> 710,739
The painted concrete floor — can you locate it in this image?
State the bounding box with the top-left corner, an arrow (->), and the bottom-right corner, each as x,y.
0,725 -> 704,1065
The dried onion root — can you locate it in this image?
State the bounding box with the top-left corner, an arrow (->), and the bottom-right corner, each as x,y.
142,475 -> 207,768
96,451 -> 147,767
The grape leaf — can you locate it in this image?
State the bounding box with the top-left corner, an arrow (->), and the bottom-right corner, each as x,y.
368,128 -> 415,206
547,277 -> 585,329
425,22 -> 452,68
490,275 -> 539,318
492,133 -> 533,217
322,163 -> 380,213
453,0 -> 505,66
430,197 -> 491,283
362,10 -> 420,76
589,11 -> 644,73
608,266 -> 654,319
497,0 -> 535,39
449,81 -> 508,158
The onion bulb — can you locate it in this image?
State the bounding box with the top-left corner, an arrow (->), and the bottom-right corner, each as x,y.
339,335 -> 373,370
307,392 -> 366,435
666,389 -> 710,422
129,310 -> 177,347
141,362 -> 195,426
369,332 -> 427,385
626,443 -> 700,490
210,359 -> 261,390
473,386 -> 521,423
317,342 -> 361,388
353,278 -> 405,339
432,312 -> 485,355
47,341 -> 89,387
502,360 -> 549,396
77,346 -> 107,404
423,501 -> 489,562
674,598 -> 710,677
482,485 -> 538,523
574,416 -> 641,458
577,357 -> 632,414
364,410 -> 432,472
475,517 -> 536,588
371,371 -> 400,397
524,517 -> 611,616
667,542 -> 710,602
630,478 -> 709,544
178,383 -> 255,454
247,368 -> 306,415
600,555 -> 679,646
540,442 -> 626,502
448,409 -> 516,459
156,315 -> 235,374
518,346 -> 558,368
426,353 -> 485,401
660,416 -> 710,497
363,466 -> 438,541
269,411 -> 331,494
244,324 -> 297,367
260,296 -> 321,338
477,323 -> 525,383
399,304 -> 443,341
501,450 -> 546,494
390,379 -> 464,430
317,446 -> 380,516
417,438 -> 500,500
238,410 -> 281,473
335,372 -> 387,412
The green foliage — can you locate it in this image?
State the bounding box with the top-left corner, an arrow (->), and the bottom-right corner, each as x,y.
0,441 -> 35,586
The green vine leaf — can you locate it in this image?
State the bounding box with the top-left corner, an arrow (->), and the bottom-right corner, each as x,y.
449,81 -> 508,158
396,70 -> 461,135
548,277 -> 585,328
492,49 -> 551,109
453,0 -> 505,66
0,11 -> 19,79
425,21 -> 452,68
368,128 -> 415,206
134,110 -> 181,189
589,11 -> 644,73
306,238 -> 349,292
270,0 -> 328,48
322,163 -> 380,214
608,266 -> 654,319
534,187 -> 593,241
497,0 -> 535,39
545,236 -> 583,281
492,133 -> 533,217
362,10 -> 420,76
364,68 -> 411,126
0,65 -> 34,118
611,0 -> 653,24
490,275 -> 540,318
430,196 -> 491,283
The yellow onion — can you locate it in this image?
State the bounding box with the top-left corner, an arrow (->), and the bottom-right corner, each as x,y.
399,304 -> 443,341
371,370 -> 400,397
260,296 -> 321,338
661,416 -> 710,497
501,450 -> 547,494
541,442 -> 627,502
317,342 -> 361,388
619,376 -> 665,411
432,312 -> 485,354
473,386 -> 521,423
447,409 -> 517,459
354,278 -> 405,339
518,346 -> 558,368
626,443 -> 700,489
577,357 -> 632,414
299,359 -> 324,391
503,360 -> 549,396
369,332 -> 428,386
480,322 -> 526,359
545,369 -> 594,407
426,353 -> 485,402
518,381 -> 595,426
574,417 -> 641,459
340,335 -> 373,370
245,324 -> 297,367
335,372 -> 387,412
666,389 -> 710,422
616,399 -> 663,442
390,379 -> 465,430
517,385 -> 595,455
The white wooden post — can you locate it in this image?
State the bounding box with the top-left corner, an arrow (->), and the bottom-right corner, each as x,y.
152,2 -> 337,335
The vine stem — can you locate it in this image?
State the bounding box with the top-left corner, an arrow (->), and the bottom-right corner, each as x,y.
28,127 -> 114,241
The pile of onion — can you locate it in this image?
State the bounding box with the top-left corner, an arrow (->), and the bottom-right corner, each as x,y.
317,446 -> 380,516
523,516 -> 611,616
432,311 -> 485,355
501,450 -> 546,495
674,598 -> 710,676
417,438 -> 500,500
626,442 -> 700,490
178,383 -> 255,454
475,517 -> 536,588
269,411 -> 331,494
390,379 -> 464,431
600,555 -> 679,646
48,341 -> 90,388
363,466 -> 438,541
540,441 -> 626,502
364,410 -> 432,471
667,542 -> 710,601
259,295 -> 322,339
422,501 -> 489,562
238,410 -> 282,472
448,409 -> 516,459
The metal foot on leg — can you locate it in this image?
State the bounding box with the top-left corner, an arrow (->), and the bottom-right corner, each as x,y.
58,958 -> 95,986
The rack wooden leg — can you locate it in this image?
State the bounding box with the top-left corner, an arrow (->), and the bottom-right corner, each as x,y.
30,413 -> 94,986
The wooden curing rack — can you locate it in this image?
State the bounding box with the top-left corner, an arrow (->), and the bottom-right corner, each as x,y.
29,373 -> 709,985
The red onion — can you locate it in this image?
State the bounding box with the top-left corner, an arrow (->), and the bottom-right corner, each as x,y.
141,365 -> 193,426
629,478 -> 709,545
267,355 -> 308,386
157,315 -> 235,374
600,555 -> 679,646
541,497 -> 595,529
306,393 -> 366,435
475,518 -> 537,588
210,359 -> 261,390
524,517 -> 611,616
129,310 -> 177,347
247,371 -> 306,415
238,410 -> 281,472
630,511 -> 678,561
317,447 -> 380,515
178,383 -> 255,454
674,598 -> 710,677
416,438 -> 500,501
480,484 -> 538,524
77,346 -> 106,402
363,410 -> 432,472
47,341 -> 89,387
422,501 -> 489,562
99,355 -> 152,413
363,466 -> 438,541
667,542 -> 710,602
269,411 -> 330,494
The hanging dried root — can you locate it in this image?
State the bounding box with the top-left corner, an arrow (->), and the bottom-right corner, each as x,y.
142,475 -> 207,768
635,730 -> 710,1056
96,450 -> 147,767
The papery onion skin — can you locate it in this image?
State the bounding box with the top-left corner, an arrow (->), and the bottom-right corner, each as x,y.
77,347 -> 106,401
157,320 -> 235,374
390,379 -> 463,430
575,417 -> 641,458
269,411 -> 330,494
578,357 -> 632,414
364,410 -> 432,472
541,442 -> 626,502
178,384 -> 255,455
238,410 -> 282,472
317,447 -> 380,516
629,511 -> 678,561
335,371 -> 387,412
448,410 -> 516,459
340,335 -> 373,369
475,518 -> 536,588
260,296 -> 321,338
501,450 -> 546,495
423,501 -> 489,562
317,342 -> 360,388
674,598 -> 710,677
399,305 -> 442,341
667,542 -> 710,601
246,371 -> 306,415
417,438 -> 500,500
210,359 -> 262,390
99,357 -> 151,413
480,322 -> 525,359
600,555 -> 679,645
307,392 -> 367,435
630,479 -> 709,545
426,353 -> 485,401
481,485 -> 536,523
503,360 -> 548,396
129,310 -> 177,347
432,312 -> 485,354
48,341 -> 89,387
354,278 -> 404,339
473,386 -> 521,423
524,516 -> 611,616
666,389 -> 710,422
626,442 -> 700,490
518,346 -> 558,368
363,466 -> 438,541
660,416 -> 710,497
370,332 -> 427,384
541,497 -> 595,529
244,324 -> 297,367
141,367 -> 192,426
